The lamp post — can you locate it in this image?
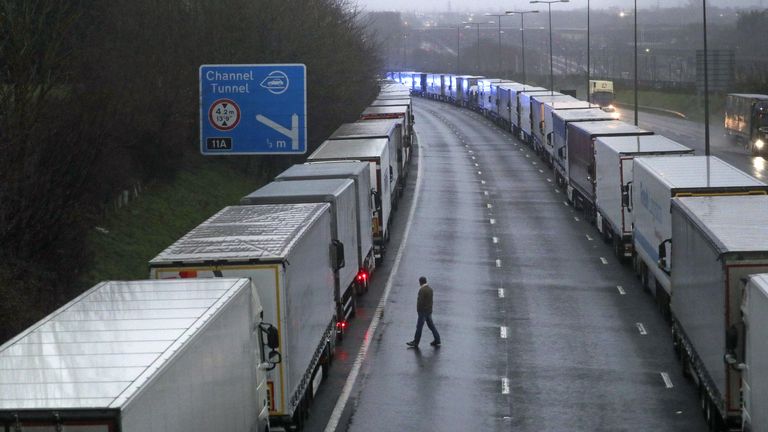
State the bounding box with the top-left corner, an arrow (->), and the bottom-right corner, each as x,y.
587,0 -> 590,102
702,0 -> 710,156
506,10 -> 539,84
485,13 -> 508,74
530,0 -> 569,95
462,21 -> 495,73
634,0 -> 638,126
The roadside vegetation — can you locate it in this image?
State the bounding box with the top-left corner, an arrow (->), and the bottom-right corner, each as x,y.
0,0 -> 381,343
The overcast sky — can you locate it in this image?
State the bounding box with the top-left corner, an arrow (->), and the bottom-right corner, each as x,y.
354,0 -> 766,12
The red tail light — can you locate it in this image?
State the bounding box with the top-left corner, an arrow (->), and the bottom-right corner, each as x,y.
356,269 -> 369,282
336,321 -> 348,329
179,270 -> 198,279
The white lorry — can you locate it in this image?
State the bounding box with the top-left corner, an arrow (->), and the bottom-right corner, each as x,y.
149,203 -> 338,428
330,120 -> 404,200
518,91 -> 566,145
533,99 -> 599,167
593,135 -> 692,259
632,156 -> 767,312
669,195 -> 768,431
240,179 -> 360,330
275,161 -> 375,291
0,278 -> 278,432
308,138 -> 392,257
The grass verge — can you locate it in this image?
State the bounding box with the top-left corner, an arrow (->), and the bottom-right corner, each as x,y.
81,159 -> 264,285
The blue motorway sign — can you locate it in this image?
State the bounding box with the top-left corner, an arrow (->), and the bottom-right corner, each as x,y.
200,64 -> 307,155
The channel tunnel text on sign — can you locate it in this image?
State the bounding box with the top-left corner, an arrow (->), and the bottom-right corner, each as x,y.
199,64 -> 307,155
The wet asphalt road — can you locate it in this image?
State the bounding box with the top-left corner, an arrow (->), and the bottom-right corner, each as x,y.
311,98 -> 709,432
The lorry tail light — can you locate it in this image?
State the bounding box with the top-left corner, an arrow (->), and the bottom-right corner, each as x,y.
356,269 -> 369,282
336,321 -> 348,330
179,270 -> 198,278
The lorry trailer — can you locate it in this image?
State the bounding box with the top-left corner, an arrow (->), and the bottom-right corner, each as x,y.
670,195 -> 768,431
536,99 -> 601,166
741,273 -> 768,432
565,120 -> 653,220
593,135 -> 692,259
275,161 -> 375,291
0,278 -> 277,432
330,120 -> 404,200
308,138 -> 392,255
149,204 -> 338,427
632,156 -> 768,311
240,179 -> 360,329
518,91 -> 566,144
528,94 -> 577,153
551,108 -> 617,189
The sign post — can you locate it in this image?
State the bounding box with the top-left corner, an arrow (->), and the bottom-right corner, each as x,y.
200,64 -> 307,155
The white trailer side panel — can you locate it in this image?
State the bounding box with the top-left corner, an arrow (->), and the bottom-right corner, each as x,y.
743,274 -> 768,432
275,162 -> 373,269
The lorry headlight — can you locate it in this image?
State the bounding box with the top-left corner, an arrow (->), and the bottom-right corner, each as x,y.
756,139 -> 765,150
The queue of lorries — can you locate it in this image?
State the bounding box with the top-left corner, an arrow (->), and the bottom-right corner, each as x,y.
0,82 -> 414,431
395,70 -> 768,432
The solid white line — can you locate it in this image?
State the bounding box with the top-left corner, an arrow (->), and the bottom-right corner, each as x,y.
501,377 -> 510,394
661,372 -> 674,388
617,285 -> 626,295
600,257 -> 609,265
492,236 -> 499,243
500,326 -> 508,338
323,130 -> 425,432
498,288 -> 505,298
636,323 -> 648,335
496,259 -> 502,268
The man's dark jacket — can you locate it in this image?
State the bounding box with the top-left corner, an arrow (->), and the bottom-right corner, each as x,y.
417,284 -> 433,314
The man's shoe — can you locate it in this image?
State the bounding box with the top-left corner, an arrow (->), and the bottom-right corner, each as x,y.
406,341 -> 418,347
430,341 -> 441,346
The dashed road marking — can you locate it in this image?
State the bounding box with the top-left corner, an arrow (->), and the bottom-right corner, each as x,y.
492,236 -> 498,243
490,218 -> 496,225
500,326 -> 508,338
496,259 -> 502,268
563,201 -> 569,206
484,191 -> 489,196
600,257 -> 609,265
586,234 -> 593,241
617,285 -> 626,295
539,169 -> 544,173
478,171 -> 483,175
547,178 -> 552,183
498,288 -> 505,298
661,372 -> 674,388
487,203 -> 493,209
481,180 -> 486,185
501,377 -> 510,394
636,323 -> 648,335
574,216 -> 580,222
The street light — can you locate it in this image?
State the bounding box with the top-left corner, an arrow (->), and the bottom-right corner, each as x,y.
702,0 -> 711,156
530,0 -> 569,95
485,13 -> 509,74
506,10 -> 539,84
462,21 -> 495,73
587,0 -> 590,102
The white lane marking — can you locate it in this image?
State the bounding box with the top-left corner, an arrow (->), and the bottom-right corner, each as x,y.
475,163 -> 479,167
484,191 -> 489,196
617,285 -> 626,295
481,180 -> 486,185
586,234 -> 593,241
487,203 -> 493,209
563,201 -> 569,206
539,169 -> 544,173
574,216 -> 580,222
500,326 -> 508,338
498,288 -> 505,298
555,188 -> 561,193
478,171 -> 483,175
323,129 -> 424,432
493,236 -> 499,244
490,218 -> 496,225
547,178 -> 552,183
532,161 -> 537,165
525,154 -> 530,158
636,323 -> 648,335
501,377 -> 510,394
661,372 -> 674,388
600,257 -> 609,265
496,259 -> 502,268
471,156 -> 476,159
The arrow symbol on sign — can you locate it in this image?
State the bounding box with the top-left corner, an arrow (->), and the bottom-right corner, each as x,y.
256,114 -> 299,150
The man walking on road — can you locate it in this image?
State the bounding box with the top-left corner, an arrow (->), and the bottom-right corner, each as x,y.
407,276 -> 441,348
